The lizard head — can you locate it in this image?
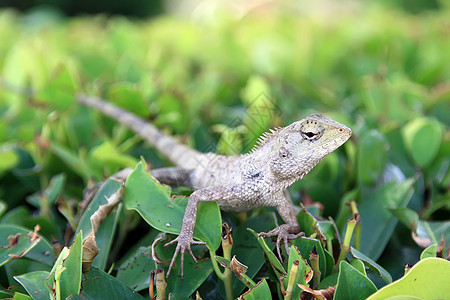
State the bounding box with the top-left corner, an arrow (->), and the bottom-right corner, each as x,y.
269,114 -> 352,181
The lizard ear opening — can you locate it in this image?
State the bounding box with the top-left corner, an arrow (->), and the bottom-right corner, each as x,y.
279,146 -> 289,158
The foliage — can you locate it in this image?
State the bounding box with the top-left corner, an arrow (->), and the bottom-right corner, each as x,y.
0,1 -> 449,299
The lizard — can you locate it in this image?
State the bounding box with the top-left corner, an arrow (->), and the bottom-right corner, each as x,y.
77,95 -> 352,278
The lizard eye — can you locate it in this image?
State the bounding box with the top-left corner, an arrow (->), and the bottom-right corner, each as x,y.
301,130 -> 322,140
304,132 -> 316,138
300,120 -> 324,141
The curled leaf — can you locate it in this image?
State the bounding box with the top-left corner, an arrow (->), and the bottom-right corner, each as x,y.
82,232 -> 99,273
90,183 -> 124,235
230,255 -> 248,278
297,284 -> 336,300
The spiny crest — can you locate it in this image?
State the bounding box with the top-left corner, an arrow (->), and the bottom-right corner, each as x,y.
247,126 -> 283,154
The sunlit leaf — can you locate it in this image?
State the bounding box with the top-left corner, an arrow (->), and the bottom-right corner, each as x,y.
366,258 -> 450,300
402,117 -> 443,167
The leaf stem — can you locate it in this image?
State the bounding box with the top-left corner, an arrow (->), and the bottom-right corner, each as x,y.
209,249 -> 226,281
334,216 -> 357,272
284,260 -> 299,300
310,247 -> 321,289
348,201 -> 361,250
221,223 -> 234,300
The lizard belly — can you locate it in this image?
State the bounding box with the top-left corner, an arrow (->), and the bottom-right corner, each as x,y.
218,198 -> 261,212
217,192 -> 278,212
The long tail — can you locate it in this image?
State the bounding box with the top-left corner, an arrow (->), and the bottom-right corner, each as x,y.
77,95 -> 202,168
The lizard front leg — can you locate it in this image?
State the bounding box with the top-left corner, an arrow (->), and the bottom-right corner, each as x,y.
259,190 -> 303,261
164,185 -> 236,278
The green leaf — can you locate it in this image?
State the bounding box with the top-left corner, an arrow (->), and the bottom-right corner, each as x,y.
1,39 -> 46,89
0,146 -> 19,174
230,213 -> 276,296
350,248 -> 392,283
212,123 -> 246,155
0,206 -> 59,246
402,117 -> 443,167
11,293 -> 32,300
75,179 -> 123,270
420,244 -> 437,260
90,141 -> 138,169
116,246 -> 155,291
124,162 -> 221,251
44,231 -> 82,299
4,259 -> 51,293
0,291 -> 13,299
0,201 -> 5,219
79,267 -> 145,299
284,245 -> 311,299
14,271 -> 50,300
108,82 -> 150,117
66,105 -> 96,147
359,178 -> 415,260
26,173 -> 66,207
50,142 -> 100,181
37,63 -> 77,110
319,273 -> 339,289
389,207 -> 419,231
366,258 -> 450,300
349,259 -> 367,275
240,279 -> 272,300
247,228 -> 287,278
291,237 -> 330,278
0,224 -> 53,267
153,236 -> 213,297
297,208 -> 317,237
317,220 -> 338,243
357,130 -> 388,186
334,261 -> 377,300
155,94 -> 187,133
414,220 -> 450,248
241,75 -> 277,147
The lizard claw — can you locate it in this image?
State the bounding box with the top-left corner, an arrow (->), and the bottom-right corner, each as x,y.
164,235 -> 206,278
258,225 -> 304,262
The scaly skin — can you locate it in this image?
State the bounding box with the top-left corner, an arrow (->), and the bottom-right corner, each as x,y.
77,95 -> 352,278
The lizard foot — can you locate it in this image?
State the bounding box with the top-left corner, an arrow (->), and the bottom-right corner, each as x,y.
258,224 -> 304,262
164,235 -> 206,278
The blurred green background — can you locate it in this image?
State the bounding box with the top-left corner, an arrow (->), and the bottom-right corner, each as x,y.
0,0 -> 448,298
0,0 -> 445,16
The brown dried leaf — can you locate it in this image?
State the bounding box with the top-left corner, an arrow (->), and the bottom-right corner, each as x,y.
305,266 -> 314,284
298,284 -> 336,300
30,225 -> 40,242
230,255 -> 248,277
90,184 -> 124,235
411,231 -> 431,248
437,236 -> 445,258
7,234 -> 20,247
82,232 -> 99,273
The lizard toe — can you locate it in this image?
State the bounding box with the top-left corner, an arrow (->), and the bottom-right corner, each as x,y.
166,243 -> 181,278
